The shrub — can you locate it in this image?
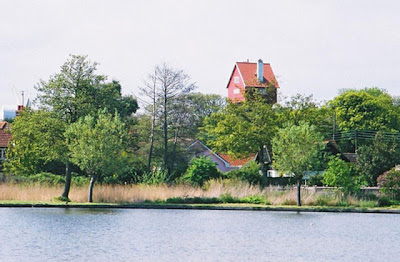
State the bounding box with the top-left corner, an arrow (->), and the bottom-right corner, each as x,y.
322,155 -> 360,195
377,168 -> 400,200
220,193 -> 241,203
183,156 -> 221,186
241,195 -> 270,205
308,173 -> 324,186
8,172 -> 89,186
377,196 -> 391,207
225,161 -> 262,185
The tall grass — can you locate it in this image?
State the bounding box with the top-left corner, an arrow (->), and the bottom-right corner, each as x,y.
0,179 -> 379,207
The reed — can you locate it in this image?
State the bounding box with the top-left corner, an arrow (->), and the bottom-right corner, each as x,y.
0,180 -> 372,207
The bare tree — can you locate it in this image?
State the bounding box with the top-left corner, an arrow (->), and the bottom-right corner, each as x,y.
139,70 -> 158,172
155,64 -> 196,174
139,64 -> 196,174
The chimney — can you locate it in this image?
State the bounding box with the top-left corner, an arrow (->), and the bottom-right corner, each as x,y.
257,59 -> 263,83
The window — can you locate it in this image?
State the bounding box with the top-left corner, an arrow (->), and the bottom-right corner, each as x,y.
259,88 -> 266,95
233,88 -> 240,94
234,76 -> 239,83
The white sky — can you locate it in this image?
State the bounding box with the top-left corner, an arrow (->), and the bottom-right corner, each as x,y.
1,0 -> 399,108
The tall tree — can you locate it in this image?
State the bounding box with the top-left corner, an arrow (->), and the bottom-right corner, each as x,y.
154,64 -> 195,173
272,122 -> 323,206
139,69 -> 158,172
66,111 -> 129,202
34,54 -> 138,197
5,110 -> 72,198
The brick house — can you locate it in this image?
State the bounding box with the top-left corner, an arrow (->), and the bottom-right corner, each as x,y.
0,121 -> 11,167
226,59 -> 279,103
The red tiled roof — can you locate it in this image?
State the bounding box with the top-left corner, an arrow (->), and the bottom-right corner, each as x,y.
236,62 -> 279,88
218,154 -> 255,167
0,121 -> 11,148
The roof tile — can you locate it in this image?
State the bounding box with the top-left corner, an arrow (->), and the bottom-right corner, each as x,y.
237,62 -> 279,88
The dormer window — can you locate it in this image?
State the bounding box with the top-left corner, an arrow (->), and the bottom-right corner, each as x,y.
234,76 -> 239,83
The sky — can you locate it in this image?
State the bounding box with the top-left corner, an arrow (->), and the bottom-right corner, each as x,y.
1,0 -> 399,109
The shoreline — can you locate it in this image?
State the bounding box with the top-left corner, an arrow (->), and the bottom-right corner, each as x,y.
1,202 -> 400,214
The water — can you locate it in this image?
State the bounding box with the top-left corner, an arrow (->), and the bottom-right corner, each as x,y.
0,208 -> 399,261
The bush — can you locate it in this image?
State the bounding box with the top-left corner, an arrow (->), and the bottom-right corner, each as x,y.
224,161 -> 262,185
322,155 -> 360,195
377,168 -> 400,200
241,195 -> 270,205
377,196 -> 391,207
308,173 -> 324,186
183,156 -> 221,186
8,172 -> 89,186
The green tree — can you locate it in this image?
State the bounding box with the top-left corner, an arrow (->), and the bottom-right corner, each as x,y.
275,94 -> 332,138
200,94 -> 277,158
183,156 -> 221,186
356,132 -> 400,186
35,55 -> 138,122
272,122 -> 323,206
331,87 -> 399,132
322,156 -> 360,196
66,111 -> 129,202
34,54 -> 138,197
5,110 -> 72,198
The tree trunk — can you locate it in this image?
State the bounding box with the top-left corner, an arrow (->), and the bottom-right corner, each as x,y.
163,93 -> 168,173
147,105 -> 156,173
297,176 -> 302,206
147,74 -> 157,173
170,127 -> 180,174
61,162 -> 72,200
88,175 -> 97,203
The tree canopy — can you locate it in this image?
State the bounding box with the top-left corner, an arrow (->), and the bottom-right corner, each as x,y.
35,54 -> 138,123
331,87 -> 400,131
200,94 -> 277,158
5,110 -> 67,176
66,110 -> 130,202
272,122 -> 323,205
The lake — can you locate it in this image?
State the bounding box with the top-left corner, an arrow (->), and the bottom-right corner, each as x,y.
0,208 -> 399,261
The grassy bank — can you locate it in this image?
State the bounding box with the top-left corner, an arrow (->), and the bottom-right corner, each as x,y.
0,179 -> 398,208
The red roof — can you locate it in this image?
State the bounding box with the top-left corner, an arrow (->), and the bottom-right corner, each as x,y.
0,121 -> 11,148
236,62 -> 279,88
218,154 -> 255,167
